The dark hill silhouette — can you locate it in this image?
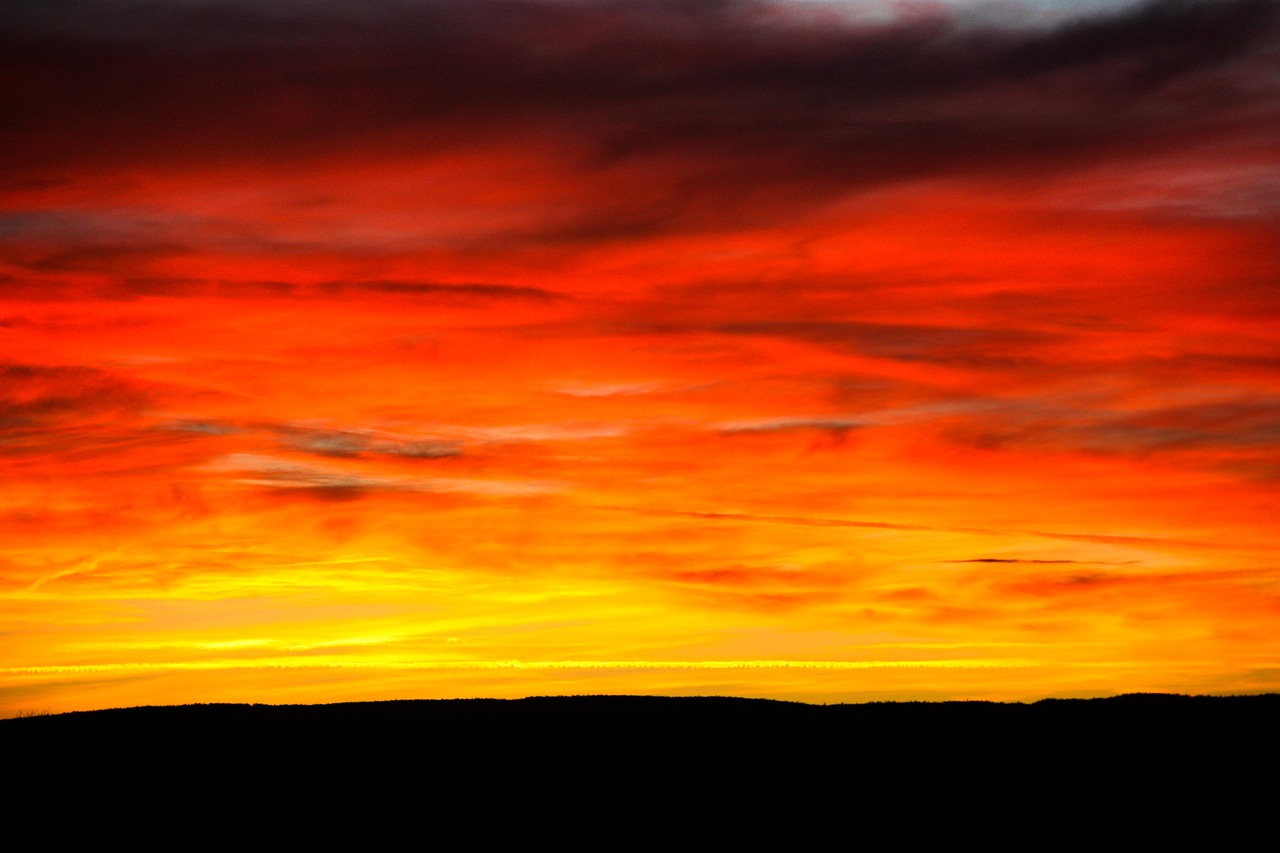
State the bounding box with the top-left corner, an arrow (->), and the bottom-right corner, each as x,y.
4,693 -> 1275,843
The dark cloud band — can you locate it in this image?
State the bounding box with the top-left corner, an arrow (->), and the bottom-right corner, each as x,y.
3,0 -> 1276,235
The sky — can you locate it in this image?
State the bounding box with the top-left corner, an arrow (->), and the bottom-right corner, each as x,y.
1,0 -> 1278,715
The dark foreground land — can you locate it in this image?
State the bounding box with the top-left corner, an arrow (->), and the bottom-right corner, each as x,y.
5,693 -> 1276,843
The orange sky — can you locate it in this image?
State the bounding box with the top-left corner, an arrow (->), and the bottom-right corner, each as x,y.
2,0 -> 1278,715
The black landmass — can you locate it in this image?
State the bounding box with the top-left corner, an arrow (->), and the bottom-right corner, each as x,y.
5,693 -> 1276,843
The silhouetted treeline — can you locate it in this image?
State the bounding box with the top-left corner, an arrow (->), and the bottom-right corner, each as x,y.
4,694 -> 1275,843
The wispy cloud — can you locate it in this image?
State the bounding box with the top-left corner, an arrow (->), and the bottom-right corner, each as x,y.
276,425 -> 461,460
0,362 -> 160,458
552,381 -> 666,398
717,416 -> 864,435
206,452 -> 560,497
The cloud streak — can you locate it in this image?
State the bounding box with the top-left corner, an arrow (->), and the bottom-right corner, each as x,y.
206,453 -> 559,497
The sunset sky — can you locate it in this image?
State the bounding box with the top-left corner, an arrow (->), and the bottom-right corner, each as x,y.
2,0 -> 1278,715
